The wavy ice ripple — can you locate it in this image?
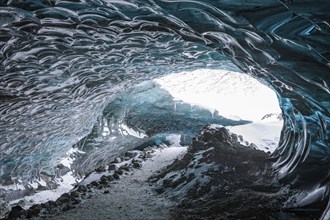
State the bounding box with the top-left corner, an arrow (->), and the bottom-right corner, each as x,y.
0,0 -> 329,217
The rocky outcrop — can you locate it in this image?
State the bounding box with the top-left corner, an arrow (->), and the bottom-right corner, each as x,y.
151,126 -> 321,220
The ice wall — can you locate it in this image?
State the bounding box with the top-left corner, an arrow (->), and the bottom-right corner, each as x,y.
0,0 -> 329,217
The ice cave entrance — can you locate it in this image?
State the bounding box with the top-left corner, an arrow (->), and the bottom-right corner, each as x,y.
154,69 -> 283,153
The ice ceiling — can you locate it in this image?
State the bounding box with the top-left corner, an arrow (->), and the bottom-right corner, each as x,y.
0,0 -> 329,218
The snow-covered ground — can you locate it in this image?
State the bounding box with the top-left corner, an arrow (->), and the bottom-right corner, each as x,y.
7,148 -> 84,209
226,120 -> 283,153
49,138 -> 188,220
46,126 -> 281,220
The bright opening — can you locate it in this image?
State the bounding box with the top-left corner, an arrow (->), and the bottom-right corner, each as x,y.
154,69 -> 283,153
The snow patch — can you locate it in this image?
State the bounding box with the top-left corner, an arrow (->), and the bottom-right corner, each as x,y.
119,123 -> 148,138
8,148 -> 84,208
225,120 -> 283,153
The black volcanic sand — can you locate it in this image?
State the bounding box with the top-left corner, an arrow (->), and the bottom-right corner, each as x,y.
150,126 -> 322,220
2,126 -> 323,220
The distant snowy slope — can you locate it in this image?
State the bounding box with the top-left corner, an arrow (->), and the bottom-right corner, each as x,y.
155,69 -> 281,122
225,120 -> 283,153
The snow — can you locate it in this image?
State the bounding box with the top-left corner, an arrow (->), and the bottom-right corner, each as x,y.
155,69 -> 281,122
9,133 -> 186,214
49,142 -> 188,220
225,119 -> 283,153
119,123 -> 147,138
144,146 -> 187,171
209,124 -> 224,129
165,134 -> 182,146
9,148 -> 84,208
59,147 -> 85,168
9,172 -> 78,209
80,135 -> 186,185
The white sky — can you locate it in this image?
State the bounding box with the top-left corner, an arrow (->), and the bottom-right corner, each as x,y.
154,69 -> 281,122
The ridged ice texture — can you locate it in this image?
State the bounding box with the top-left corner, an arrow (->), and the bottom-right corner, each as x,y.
0,0 -> 329,217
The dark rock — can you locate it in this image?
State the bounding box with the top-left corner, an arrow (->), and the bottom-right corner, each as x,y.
100,175 -> 110,184
55,164 -> 71,176
1,177 -> 14,186
70,191 -> 80,198
152,126 -> 296,220
8,205 -> 26,219
133,161 -> 142,168
249,143 -> 258,149
27,204 -> 41,218
65,196 -> 79,205
120,165 -> 131,172
61,204 -> 70,211
103,190 -> 110,194
42,200 -> 58,211
113,173 -> 120,180
56,193 -> 71,204
96,184 -> 104,190
107,175 -> 115,182
46,181 -> 58,190
155,188 -> 164,194
116,169 -> 123,175
238,135 -> 243,142
90,181 -> 100,187
163,179 -> 173,188
77,185 -> 87,192
40,201 -> 49,209
108,164 -> 117,171
95,165 -> 106,173
71,198 -> 81,205
37,184 -> 48,191
124,151 -> 139,158
0,200 -> 10,217
132,158 -> 142,163
200,127 -> 231,144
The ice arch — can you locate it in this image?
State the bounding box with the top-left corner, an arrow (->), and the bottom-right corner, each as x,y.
0,0 -> 329,218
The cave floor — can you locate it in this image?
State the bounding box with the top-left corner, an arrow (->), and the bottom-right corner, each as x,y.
47,147 -> 187,220
6,126 -> 322,220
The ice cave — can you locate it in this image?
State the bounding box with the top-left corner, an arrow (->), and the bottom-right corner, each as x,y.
0,0 -> 329,219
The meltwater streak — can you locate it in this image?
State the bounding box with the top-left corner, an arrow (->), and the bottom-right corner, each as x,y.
0,0 -> 329,217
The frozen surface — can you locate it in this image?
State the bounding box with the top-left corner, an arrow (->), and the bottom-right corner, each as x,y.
225,120 -> 283,153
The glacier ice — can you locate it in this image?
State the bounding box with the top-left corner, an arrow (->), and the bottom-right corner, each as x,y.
0,0 -> 329,218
